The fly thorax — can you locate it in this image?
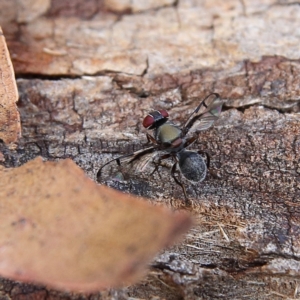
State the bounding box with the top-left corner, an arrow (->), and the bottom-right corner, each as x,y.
155,123 -> 182,146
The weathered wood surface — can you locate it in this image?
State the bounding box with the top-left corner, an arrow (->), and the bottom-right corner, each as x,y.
0,0 -> 300,299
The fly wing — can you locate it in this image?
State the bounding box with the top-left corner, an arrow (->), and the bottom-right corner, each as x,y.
183,93 -> 223,134
128,150 -> 157,173
97,146 -> 157,183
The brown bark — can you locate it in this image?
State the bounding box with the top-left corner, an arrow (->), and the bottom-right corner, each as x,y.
0,0 -> 300,299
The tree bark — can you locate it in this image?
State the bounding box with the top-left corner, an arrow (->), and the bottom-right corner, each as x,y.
0,0 -> 300,299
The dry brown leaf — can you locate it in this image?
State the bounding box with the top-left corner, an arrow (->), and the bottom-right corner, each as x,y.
0,27 -> 21,145
0,157 -> 191,292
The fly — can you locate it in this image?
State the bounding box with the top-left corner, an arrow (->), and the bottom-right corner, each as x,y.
97,93 -> 223,203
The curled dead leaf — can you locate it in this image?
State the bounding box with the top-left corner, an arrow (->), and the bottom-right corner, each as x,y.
0,27 -> 21,145
0,157 -> 191,292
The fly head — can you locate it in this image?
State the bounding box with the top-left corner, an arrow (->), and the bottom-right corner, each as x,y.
142,109 -> 169,130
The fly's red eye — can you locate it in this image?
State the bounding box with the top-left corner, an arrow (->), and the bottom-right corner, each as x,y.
142,115 -> 154,128
159,109 -> 169,118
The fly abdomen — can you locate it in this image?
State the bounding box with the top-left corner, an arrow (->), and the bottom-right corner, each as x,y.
178,150 -> 207,182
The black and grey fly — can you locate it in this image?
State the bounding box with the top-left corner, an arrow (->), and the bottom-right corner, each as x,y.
97,93 -> 223,202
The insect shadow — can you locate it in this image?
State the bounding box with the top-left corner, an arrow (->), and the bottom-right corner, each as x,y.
97,93 -> 223,203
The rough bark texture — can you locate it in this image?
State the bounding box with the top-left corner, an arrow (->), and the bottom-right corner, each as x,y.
0,0 -> 300,299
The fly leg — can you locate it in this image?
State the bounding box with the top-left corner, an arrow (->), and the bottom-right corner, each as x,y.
97,153 -> 133,183
197,150 -> 221,179
145,133 -> 157,145
183,135 -> 197,148
171,162 -> 190,205
183,135 -> 210,169
184,136 -> 210,169
97,146 -> 156,183
197,150 -> 210,168
150,153 -> 171,179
